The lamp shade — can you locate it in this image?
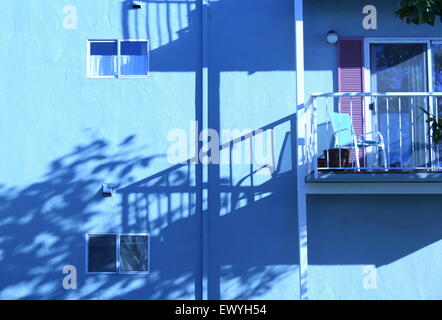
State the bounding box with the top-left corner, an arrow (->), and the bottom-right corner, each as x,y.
326,30 -> 338,44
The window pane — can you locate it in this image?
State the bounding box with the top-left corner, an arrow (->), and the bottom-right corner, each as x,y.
370,43 -> 428,167
370,43 -> 427,92
121,41 -> 148,55
432,44 -> 442,166
89,41 -> 118,77
120,41 -> 149,76
90,41 -> 118,56
88,234 -> 117,272
432,44 -> 442,92
120,235 -> 149,272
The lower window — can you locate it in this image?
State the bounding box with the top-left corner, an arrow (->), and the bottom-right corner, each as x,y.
86,233 -> 149,274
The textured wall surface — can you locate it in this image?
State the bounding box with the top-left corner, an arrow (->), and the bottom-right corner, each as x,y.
305,0 -> 442,300
0,0 -> 299,299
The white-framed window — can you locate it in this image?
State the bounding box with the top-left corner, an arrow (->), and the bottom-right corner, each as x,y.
363,38 -> 442,167
87,40 -> 149,78
86,233 -> 150,274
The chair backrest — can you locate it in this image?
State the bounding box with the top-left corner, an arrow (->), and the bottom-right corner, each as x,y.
329,112 -> 355,147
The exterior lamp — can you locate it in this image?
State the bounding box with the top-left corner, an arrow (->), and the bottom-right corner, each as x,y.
326,30 -> 338,44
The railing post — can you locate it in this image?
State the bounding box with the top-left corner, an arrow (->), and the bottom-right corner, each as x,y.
411,96 -> 415,170
432,95 -> 438,170
386,97 -> 391,169
424,96 -> 430,170
437,97 -> 441,170
398,97 -> 403,168
313,97 -> 319,179
305,98 -> 311,178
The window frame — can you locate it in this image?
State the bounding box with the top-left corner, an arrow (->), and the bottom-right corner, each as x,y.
86,39 -> 150,79
85,233 -> 150,275
363,38 -> 440,167
363,38 -> 435,94
363,38 -> 432,148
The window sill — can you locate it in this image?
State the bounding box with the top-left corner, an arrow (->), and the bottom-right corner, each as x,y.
86,75 -> 150,79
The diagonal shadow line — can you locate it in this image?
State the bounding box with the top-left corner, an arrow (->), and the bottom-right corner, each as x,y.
117,113 -> 297,192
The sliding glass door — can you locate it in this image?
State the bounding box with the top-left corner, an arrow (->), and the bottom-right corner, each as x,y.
369,42 -> 429,168
431,42 -> 442,167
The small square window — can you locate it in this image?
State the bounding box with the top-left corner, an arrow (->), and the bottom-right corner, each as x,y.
87,234 -> 117,273
120,41 -> 149,77
120,235 -> 149,272
86,233 -> 149,274
87,40 -> 149,78
88,41 -> 118,78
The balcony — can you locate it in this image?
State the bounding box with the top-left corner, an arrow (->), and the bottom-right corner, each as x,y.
305,92 -> 442,183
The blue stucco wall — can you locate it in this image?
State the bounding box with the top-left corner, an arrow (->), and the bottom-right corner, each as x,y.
308,194 -> 442,299
304,0 -> 442,94
305,0 -> 442,300
1,0 -> 442,300
0,0 -> 299,299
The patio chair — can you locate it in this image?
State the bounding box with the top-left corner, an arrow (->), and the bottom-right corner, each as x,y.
328,112 -> 387,169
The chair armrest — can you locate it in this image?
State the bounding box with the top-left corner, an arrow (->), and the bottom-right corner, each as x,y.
356,131 -> 385,144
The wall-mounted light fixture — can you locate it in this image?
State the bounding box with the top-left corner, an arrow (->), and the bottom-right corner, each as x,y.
132,1 -> 142,9
326,30 -> 338,44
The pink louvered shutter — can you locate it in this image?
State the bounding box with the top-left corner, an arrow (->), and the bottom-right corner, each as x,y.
338,38 -> 364,163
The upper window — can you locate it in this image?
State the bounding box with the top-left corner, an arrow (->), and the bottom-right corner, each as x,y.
87,40 -> 149,78
86,233 -> 149,274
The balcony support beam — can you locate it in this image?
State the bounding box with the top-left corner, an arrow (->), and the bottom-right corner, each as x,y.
306,182 -> 442,194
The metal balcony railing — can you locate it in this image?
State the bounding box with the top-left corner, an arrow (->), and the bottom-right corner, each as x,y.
305,92 -> 442,180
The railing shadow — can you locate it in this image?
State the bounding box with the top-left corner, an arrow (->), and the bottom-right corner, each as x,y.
117,113 -> 299,299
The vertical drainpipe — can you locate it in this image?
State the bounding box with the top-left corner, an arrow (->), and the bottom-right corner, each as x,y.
295,0 -> 309,300
201,0 -> 210,300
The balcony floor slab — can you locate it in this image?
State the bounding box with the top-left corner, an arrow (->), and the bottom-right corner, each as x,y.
306,170 -> 442,183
